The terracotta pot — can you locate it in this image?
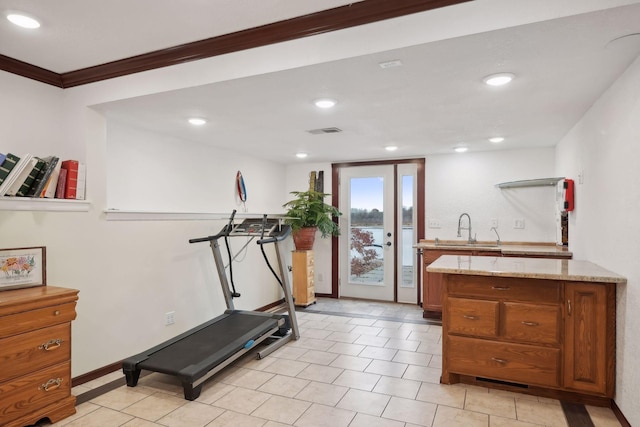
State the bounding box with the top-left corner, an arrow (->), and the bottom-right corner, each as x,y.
292,227 -> 317,250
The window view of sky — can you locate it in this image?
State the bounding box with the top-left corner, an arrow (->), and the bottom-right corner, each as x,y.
350,176 -> 413,211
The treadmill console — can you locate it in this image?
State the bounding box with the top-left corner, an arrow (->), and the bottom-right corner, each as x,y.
229,218 -> 280,236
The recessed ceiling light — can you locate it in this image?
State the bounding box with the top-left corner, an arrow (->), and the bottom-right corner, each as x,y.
385,145 -> 398,152
296,152 -> 308,159
7,13 -> 40,29
188,118 -> 207,126
314,98 -> 336,109
489,137 -> 504,143
454,147 -> 468,153
483,73 -> 515,86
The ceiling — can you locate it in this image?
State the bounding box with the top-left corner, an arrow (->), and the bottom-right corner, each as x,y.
2,1 -> 640,164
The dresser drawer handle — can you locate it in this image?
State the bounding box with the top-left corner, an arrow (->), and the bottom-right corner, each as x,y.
39,378 -> 62,392
521,321 -> 539,327
54,310 -> 61,316
491,357 -> 508,364
491,286 -> 510,291
463,315 -> 480,320
39,339 -> 63,351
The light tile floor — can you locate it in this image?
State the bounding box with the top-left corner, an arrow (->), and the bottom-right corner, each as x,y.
40,299 -> 622,427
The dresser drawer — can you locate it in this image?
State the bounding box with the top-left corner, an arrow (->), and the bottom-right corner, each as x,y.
0,302 -> 77,337
0,323 -> 71,383
447,335 -> 560,387
503,302 -> 560,345
447,298 -> 498,338
447,276 -> 560,304
0,361 -> 71,424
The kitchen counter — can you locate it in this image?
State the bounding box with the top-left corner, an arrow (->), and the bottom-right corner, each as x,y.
415,241 -> 572,258
437,255 -> 624,402
427,255 -> 626,284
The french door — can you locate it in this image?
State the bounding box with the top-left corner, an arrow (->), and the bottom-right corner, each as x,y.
335,161 -> 421,303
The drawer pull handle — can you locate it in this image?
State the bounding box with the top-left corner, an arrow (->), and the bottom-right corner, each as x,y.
491,286 -> 510,291
39,378 -> 62,392
491,357 -> 508,364
567,299 -> 572,316
54,310 -> 60,316
521,321 -> 539,327
463,315 -> 480,320
39,339 -> 63,351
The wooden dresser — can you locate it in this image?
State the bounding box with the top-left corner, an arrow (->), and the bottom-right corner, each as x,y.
0,286 -> 79,427
430,256 -> 622,404
292,250 -> 316,307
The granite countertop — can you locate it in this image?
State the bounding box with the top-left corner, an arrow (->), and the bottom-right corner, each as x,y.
414,240 -> 572,258
426,255 -> 626,284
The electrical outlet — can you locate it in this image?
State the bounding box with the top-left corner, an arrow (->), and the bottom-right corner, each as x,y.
490,218 -> 498,228
428,219 -> 441,228
165,311 -> 175,325
514,219 -> 525,229
318,273 -> 323,282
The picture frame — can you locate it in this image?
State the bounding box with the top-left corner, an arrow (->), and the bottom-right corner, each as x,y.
0,246 -> 46,291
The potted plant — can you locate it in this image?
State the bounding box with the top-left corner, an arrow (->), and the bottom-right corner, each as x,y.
283,190 -> 342,250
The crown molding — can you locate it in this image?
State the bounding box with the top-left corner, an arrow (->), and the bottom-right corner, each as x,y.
1,0 -> 470,88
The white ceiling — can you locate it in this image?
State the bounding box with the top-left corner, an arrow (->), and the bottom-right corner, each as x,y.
2,1 -> 640,164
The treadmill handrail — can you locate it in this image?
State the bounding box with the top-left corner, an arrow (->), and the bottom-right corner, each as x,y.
188,225 -> 232,244
256,224 -> 291,244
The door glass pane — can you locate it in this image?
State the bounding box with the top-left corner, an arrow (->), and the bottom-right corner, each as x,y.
349,177 -> 384,285
400,174 -> 414,287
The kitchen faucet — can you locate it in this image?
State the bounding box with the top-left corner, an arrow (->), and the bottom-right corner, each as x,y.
457,213 -> 476,243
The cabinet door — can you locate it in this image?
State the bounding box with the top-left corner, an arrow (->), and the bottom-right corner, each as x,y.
563,282 -> 614,396
423,250 -> 471,316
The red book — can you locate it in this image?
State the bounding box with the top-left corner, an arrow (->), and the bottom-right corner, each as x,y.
60,160 -> 79,199
55,168 -> 67,199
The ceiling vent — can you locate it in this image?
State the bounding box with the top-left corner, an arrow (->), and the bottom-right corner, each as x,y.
307,127 -> 342,134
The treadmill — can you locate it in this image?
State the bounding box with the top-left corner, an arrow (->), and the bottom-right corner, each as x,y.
122,213 -> 300,400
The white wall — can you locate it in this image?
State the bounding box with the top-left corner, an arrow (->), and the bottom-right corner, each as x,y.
555,55 -> 640,426
0,71 -> 287,377
426,148 -> 557,243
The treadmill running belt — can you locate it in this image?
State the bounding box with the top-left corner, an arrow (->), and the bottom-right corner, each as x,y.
139,312 -> 279,374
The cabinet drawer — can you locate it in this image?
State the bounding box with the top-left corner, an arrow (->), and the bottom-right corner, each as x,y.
424,250 -> 469,264
503,302 -> 560,345
448,276 -> 560,304
0,302 -> 76,337
447,298 -> 498,338
0,361 -> 71,424
0,323 -> 71,383
447,335 -> 560,387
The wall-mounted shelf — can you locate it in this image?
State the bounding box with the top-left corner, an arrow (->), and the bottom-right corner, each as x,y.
496,177 -> 564,189
0,198 -> 90,212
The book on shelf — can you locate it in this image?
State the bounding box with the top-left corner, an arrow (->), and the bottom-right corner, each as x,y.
0,153 -> 20,188
2,154 -> 36,197
27,156 -> 59,198
60,160 -> 79,199
41,160 -> 62,198
75,162 -> 86,200
55,168 -> 67,199
14,157 -> 45,197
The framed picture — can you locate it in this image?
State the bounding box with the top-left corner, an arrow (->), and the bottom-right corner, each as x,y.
0,246 -> 46,291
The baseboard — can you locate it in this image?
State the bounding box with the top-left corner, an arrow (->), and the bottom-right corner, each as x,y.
611,400 -> 632,427
72,361 -> 122,387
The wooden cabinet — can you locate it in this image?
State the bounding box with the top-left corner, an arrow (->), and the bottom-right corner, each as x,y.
421,249 -> 497,319
292,250 -> 316,307
441,274 -> 615,401
0,286 -> 79,427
